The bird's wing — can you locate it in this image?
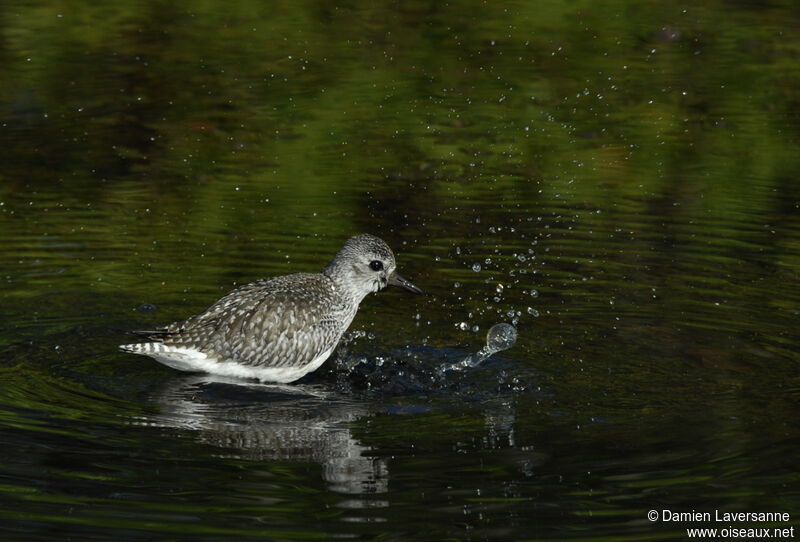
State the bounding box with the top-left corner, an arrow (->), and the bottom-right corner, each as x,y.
156,274 -> 346,367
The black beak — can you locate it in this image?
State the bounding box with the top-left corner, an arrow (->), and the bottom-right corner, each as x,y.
387,272 -> 424,295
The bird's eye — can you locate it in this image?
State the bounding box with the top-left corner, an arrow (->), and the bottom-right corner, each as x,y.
369,260 -> 384,271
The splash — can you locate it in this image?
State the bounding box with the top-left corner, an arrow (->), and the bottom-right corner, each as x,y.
322,323 -> 524,396
440,323 -> 518,373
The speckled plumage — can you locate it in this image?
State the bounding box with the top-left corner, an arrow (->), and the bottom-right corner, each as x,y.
120,234 -> 422,383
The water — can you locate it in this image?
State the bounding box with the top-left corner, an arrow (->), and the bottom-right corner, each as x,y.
443,323 -> 519,371
2,1 -> 800,540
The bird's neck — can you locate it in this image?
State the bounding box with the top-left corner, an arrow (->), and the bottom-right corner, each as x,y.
322,265 -> 371,305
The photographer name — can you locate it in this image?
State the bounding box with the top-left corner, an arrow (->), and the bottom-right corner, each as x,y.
662,510 -> 791,523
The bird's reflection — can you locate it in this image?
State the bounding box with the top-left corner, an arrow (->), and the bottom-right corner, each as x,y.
142,374 -> 388,496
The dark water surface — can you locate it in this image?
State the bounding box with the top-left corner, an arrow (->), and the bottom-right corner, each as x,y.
1,1 -> 799,540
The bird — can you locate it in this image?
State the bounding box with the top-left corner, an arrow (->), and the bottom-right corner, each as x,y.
119,234 -> 423,383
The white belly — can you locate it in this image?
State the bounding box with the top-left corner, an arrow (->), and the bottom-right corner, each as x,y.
120,344 -> 337,383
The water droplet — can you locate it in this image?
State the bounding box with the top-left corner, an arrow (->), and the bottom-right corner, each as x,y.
486,323 -> 518,353
472,263 -> 481,272
458,322 -> 469,331
527,307 -> 539,317
137,303 -> 157,313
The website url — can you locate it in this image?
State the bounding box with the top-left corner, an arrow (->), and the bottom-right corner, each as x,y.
687,526 -> 795,539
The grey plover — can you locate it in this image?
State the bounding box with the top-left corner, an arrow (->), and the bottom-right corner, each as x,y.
120,234 -> 423,382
